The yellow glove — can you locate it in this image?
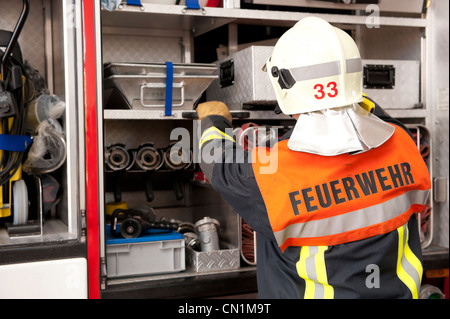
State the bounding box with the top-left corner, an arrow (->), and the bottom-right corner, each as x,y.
196,101 -> 232,124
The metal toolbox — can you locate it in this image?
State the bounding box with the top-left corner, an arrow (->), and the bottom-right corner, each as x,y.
104,62 -> 217,77
362,59 -> 421,109
242,0 -> 427,14
138,0 -> 183,4
135,0 -> 221,6
207,46 -> 421,110
186,245 -> 240,273
103,62 -> 218,110
206,46 -> 275,110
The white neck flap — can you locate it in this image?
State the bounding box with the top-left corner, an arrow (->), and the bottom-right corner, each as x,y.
287,104 -> 395,156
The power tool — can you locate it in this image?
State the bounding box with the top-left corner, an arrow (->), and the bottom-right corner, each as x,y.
0,0 -> 32,230
110,205 -> 179,239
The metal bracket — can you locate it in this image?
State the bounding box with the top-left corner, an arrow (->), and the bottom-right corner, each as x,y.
434,177 -> 448,203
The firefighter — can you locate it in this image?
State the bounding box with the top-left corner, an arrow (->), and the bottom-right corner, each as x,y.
196,17 -> 431,299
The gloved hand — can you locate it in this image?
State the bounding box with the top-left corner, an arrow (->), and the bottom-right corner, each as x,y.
196,101 -> 232,124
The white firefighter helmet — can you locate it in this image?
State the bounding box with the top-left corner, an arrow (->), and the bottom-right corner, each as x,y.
266,17 -> 395,156
266,17 -> 363,115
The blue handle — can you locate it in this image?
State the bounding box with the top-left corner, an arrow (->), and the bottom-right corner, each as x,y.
126,0 -> 142,6
165,62 -> 174,117
186,0 -> 201,9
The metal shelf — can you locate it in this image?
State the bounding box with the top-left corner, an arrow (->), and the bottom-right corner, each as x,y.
101,4 -> 429,122
101,3 -> 428,37
103,109 -> 294,120
104,108 -> 426,121
245,0 -> 427,14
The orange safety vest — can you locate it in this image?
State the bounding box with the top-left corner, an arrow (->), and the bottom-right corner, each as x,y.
252,125 -> 431,252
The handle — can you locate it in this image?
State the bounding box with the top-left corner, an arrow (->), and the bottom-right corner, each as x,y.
140,82 -> 185,108
173,178 -> 184,201
110,208 -> 129,237
144,172 -> 154,202
181,110 -> 250,119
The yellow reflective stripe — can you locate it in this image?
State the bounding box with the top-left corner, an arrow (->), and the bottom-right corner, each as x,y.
200,134 -> 228,148
297,246 -> 315,299
396,226 -> 416,297
315,246 -> 334,299
273,189 -> 429,248
396,224 -> 423,299
296,246 -> 334,299
405,238 -> 423,285
199,127 -> 235,149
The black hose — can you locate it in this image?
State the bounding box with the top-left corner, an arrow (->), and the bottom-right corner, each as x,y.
1,0 -> 29,80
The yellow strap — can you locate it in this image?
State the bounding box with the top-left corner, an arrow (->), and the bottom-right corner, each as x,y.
359,93 -> 375,113
199,126 -> 235,149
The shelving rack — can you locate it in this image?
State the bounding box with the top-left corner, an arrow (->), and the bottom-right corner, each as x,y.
88,1 -> 448,299
1,0 -> 445,299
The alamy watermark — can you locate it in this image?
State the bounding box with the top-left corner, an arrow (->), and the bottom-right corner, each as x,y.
66,4 -> 80,29
366,4 -> 380,29
365,264 -> 380,289
168,120 -> 279,174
